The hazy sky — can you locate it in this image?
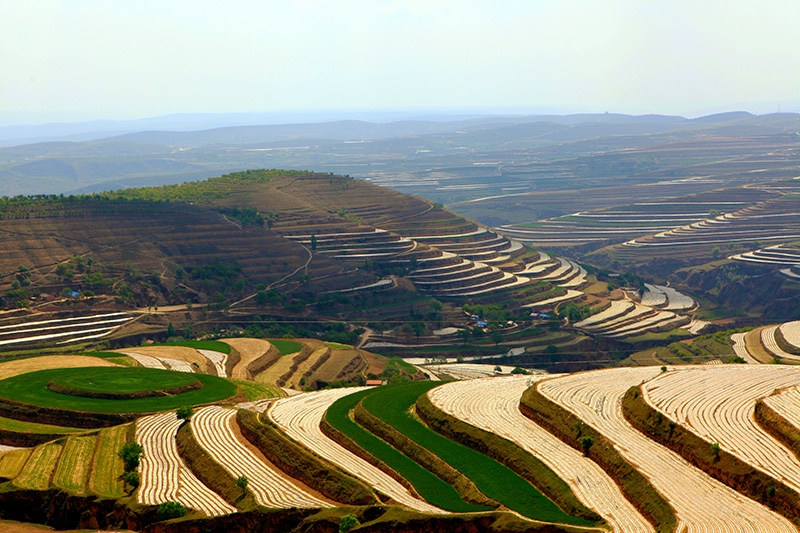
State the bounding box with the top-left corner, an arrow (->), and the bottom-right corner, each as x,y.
2,0 -> 799,124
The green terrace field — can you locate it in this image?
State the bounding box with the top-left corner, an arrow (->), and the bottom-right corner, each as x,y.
0,367 -> 237,413
325,387 -> 486,513
359,382 -> 592,526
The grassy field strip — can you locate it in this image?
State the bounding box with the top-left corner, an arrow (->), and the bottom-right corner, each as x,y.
641,284 -> 667,307
780,322 -> 800,350
224,338 -> 273,380
52,435 -> 96,494
0,448 -> 31,478
197,349 -> 228,378
574,301 -> 634,329
429,376 -> 652,533
539,367 -> 794,532
731,333 -> 761,364
157,357 -> 194,373
362,382 -> 589,525
192,406 -> 329,508
88,425 -> 127,498
762,327 -> 800,361
119,352 -> 168,369
644,366 -> 800,495
267,387 -> 444,514
137,412 -> 235,516
13,442 -> 63,490
522,290 -> 582,309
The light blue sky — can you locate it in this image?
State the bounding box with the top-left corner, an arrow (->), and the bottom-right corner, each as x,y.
2,0 -> 799,125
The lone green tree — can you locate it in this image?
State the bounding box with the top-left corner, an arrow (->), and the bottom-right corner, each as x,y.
339,513 -> 360,533
580,436 -> 594,457
176,405 -> 194,422
236,475 -> 249,496
118,442 -> 144,472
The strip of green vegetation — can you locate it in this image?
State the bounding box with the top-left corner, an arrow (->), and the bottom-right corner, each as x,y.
520,385 -> 676,532
353,400 -> 495,507
624,386 -> 800,526
269,339 -> 303,355
0,367 -> 237,413
158,340 -> 232,354
237,410 -> 376,506
416,394 -> 602,524
324,342 -> 351,350
362,382 -> 591,526
325,388 -> 487,512
228,379 -> 282,401
0,415 -> 82,435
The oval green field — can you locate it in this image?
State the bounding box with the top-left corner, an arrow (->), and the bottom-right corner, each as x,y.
0,367 -> 237,413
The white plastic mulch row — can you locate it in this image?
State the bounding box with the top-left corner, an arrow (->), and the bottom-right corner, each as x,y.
429,376 -> 652,533
778,321 -> 800,351
730,333 -> 761,364
197,349 -> 228,378
644,365 -> 800,497
158,358 -> 194,373
522,290 -> 583,309
136,412 -> 235,516
539,367 -> 794,532
641,284 -> 667,307
192,406 -> 330,509
421,364 -> 515,380
267,387 -> 444,514
761,326 -> 800,362
574,301 -> 634,328
120,352 -> 167,370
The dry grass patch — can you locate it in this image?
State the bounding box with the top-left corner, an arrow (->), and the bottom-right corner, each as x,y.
224,338 -> 274,380
0,449 -> 32,479
745,327 -> 776,363
52,435 -> 96,494
88,424 -> 129,498
14,442 -> 63,490
0,355 -> 118,381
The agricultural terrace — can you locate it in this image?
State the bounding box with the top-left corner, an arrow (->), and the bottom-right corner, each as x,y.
496,194 -> 759,248
324,386 -> 485,513
643,365 -> 800,496
359,381 -> 592,525
192,406 -> 331,508
268,387 -> 444,514
0,312 -> 136,348
0,367 -> 237,413
428,376 -> 651,533
538,367 -> 794,532
0,355 -> 119,381
137,411 -> 235,516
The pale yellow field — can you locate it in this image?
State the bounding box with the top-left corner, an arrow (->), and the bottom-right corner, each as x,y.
53,436 -> 96,494
0,449 -> 32,479
88,425 -> 128,498
0,355 -> 118,381
14,442 -> 63,490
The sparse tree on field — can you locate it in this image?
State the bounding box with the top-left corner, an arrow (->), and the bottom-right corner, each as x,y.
711,442 -> 721,460
580,436 -> 594,457
339,513 -> 360,533
118,442 -> 144,472
176,405 -> 194,422
236,475 -> 249,496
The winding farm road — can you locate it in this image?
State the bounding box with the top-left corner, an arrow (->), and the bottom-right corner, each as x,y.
268,387 -> 444,514
428,376 -> 652,533
539,367 -> 795,533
